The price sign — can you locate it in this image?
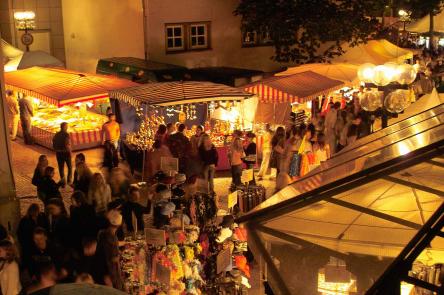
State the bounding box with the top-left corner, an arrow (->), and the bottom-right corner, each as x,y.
241,169 -> 254,183
228,190 -> 238,208
155,263 -> 171,285
216,248 -> 232,274
145,228 -> 166,247
160,157 -> 178,172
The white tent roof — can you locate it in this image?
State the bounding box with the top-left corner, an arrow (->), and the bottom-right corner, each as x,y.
406,11 -> 444,34
332,39 -> 414,65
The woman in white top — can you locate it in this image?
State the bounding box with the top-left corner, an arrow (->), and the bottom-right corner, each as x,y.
0,240 -> 21,295
313,133 -> 331,169
88,173 -> 112,214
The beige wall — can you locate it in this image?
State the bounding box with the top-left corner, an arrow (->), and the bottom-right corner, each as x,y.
62,0 -> 145,73
146,0 -> 291,72
1,0 -> 66,62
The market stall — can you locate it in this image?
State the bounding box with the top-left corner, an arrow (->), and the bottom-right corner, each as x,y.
109,81 -> 253,172
4,67 -> 137,150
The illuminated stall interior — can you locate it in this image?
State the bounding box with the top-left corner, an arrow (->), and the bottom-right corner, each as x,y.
238,102 -> 444,295
110,81 -> 253,171
4,67 -> 137,150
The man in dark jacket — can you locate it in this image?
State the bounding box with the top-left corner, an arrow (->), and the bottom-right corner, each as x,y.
19,95 -> 34,144
167,123 -> 191,174
52,122 -> 72,186
121,186 -> 150,233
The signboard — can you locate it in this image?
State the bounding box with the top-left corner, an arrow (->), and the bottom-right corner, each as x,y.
216,248 -> 232,274
160,157 -> 178,172
219,191 -> 238,210
145,228 -> 166,247
155,263 -> 171,285
241,169 -> 254,183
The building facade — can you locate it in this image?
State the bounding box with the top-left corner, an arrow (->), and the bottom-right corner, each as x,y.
0,0 -> 66,62
145,0 -> 291,72
61,0 -> 145,73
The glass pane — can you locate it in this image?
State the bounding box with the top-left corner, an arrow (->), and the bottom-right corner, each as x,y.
191,37 -> 197,46
191,26 -> 196,35
174,38 -> 182,47
166,27 -> 173,37
197,36 -> 205,45
174,27 -> 181,36
167,39 -> 173,48
197,25 -> 205,35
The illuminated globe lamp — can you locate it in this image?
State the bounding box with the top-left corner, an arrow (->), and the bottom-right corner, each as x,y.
357,62 -> 417,128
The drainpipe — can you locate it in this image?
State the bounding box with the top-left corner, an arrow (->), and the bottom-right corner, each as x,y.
142,0 -> 149,60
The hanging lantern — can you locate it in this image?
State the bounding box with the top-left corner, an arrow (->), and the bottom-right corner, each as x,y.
372,65 -> 391,86
384,89 -> 411,113
360,90 -> 382,112
396,64 -> 417,85
357,63 -> 375,83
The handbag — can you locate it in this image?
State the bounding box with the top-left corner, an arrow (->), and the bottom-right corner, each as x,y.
269,151 -> 278,169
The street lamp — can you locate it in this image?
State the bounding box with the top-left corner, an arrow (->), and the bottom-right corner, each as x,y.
398,9 -> 411,32
357,62 -> 417,127
14,11 -> 36,52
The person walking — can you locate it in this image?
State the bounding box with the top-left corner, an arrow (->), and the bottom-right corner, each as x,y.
121,186 -> 151,233
52,122 -> 72,186
88,173 -> 112,215
270,126 -> 286,175
71,153 -> 93,195
167,123 -> 191,174
32,155 -> 49,202
144,140 -> 172,179
70,191 -> 97,252
324,102 -> 340,155
228,137 -> 245,187
243,132 -> 257,185
198,133 -> 218,193
39,167 -> 62,205
16,204 -> 48,265
0,239 -> 22,295
257,124 -> 273,180
5,90 -> 19,141
95,210 -> 124,290
18,94 -> 34,145
102,113 -> 121,169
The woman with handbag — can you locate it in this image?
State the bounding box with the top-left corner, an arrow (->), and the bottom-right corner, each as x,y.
243,132 -> 257,185
270,127 -> 286,175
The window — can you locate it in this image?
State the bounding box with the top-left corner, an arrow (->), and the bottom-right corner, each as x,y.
165,22 -> 210,52
189,23 -> 208,49
166,24 -> 185,51
242,29 -> 273,47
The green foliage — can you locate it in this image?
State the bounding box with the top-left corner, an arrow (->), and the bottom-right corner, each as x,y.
235,0 -> 380,64
402,0 -> 444,18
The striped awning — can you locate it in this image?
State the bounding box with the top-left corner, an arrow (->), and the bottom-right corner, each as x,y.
110,81 -> 253,107
4,67 -> 137,107
244,71 -> 344,104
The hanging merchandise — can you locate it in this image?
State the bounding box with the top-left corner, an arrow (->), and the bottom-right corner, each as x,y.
126,108 -> 165,151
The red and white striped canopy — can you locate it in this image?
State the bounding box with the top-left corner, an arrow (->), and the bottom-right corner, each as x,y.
244,71 -> 344,104
4,67 -> 137,107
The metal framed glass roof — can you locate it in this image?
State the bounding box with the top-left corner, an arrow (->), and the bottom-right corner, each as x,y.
240,103 -> 444,295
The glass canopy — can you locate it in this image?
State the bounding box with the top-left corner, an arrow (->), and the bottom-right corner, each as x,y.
240,103 -> 444,295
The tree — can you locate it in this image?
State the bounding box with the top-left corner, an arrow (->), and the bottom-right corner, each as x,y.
235,0 -> 381,64
402,0 -> 443,19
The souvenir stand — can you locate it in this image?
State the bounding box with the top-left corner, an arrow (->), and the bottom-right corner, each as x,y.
109,81 -> 253,173
4,67 -> 137,150
119,173 -> 252,294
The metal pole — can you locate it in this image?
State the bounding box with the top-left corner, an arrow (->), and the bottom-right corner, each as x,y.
141,104 -> 148,181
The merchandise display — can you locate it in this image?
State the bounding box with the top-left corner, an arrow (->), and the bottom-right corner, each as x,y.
119,176 -> 252,294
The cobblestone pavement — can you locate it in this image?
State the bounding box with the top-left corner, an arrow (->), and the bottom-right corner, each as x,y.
11,138 -> 276,215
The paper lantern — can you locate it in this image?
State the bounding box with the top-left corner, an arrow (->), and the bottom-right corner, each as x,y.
384,89 -> 411,113
396,64 -> 417,85
372,65 -> 391,86
360,90 -> 382,112
357,63 -> 375,83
